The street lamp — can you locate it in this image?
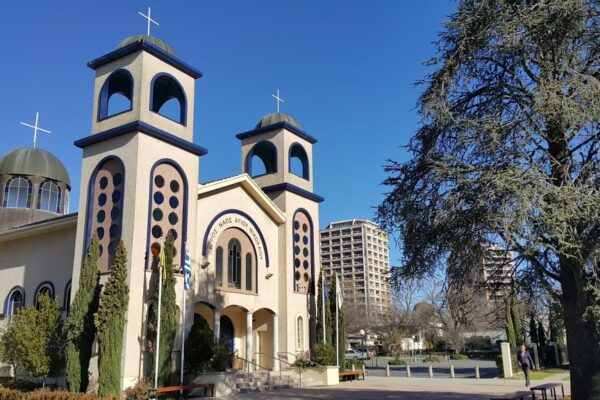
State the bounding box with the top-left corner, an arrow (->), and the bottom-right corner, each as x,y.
359,329 -> 366,360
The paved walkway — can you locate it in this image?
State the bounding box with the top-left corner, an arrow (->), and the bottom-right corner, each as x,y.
235,374 -> 571,400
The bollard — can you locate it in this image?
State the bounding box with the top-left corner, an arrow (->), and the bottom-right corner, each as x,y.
475,365 -> 480,379
450,364 -> 455,379
406,364 -> 411,378
362,364 -> 366,378
429,365 -> 433,378
386,364 -> 390,377
352,364 -> 356,371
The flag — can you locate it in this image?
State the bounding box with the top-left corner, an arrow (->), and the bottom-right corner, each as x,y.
160,240 -> 167,277
183,243 -> 191,290
335,274 -> 343,308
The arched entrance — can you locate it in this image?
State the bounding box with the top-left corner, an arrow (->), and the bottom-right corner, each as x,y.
219,315 -> 234,353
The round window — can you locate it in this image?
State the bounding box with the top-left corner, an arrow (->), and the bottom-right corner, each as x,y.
154,175 -> 165,188
152,208 -> 163,221
153,192 -> 164,205
169,196 -> 179,209
168,212 -> 178,225
98,193 -> 107,207
99,176 -> 108,190
170,180 -> 180,193
113,173 -> 123,187
152,225 -> 163,239
96,227 -> 105,240
112,190 -> 121,203
97,210 -> 106,223
111,207 -> 121,220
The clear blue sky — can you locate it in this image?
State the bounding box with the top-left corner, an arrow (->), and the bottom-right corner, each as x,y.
0,1 -> 456,266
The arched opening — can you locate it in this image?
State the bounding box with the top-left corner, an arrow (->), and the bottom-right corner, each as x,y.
34,282 -> 54,310
5,177 -> 31,208
38,180 -> 61,213
98,69 -> 133,120
219,315 -> 235,353
292,209 -> 314,294
6,287 -> 24,318
214,228 -> 257,293
64,281 -> 72,314
289,143 -> 309,180
150,73 -> 186,125
246,141 -> 277,177
296,315 -> 305,351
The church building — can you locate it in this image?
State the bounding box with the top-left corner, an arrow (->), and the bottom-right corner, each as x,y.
0,33 -> 323,389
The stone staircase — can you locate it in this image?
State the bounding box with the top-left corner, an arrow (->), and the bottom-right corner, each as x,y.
235,368 -> 313,394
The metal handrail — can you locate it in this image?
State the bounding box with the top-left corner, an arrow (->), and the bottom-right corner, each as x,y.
254,352 -> 300,387
277,351 -> 327,369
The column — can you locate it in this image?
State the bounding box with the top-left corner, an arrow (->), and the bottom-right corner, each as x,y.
246,311 -> 253,373
272,313 -> 279,371
213,308 -> 221,342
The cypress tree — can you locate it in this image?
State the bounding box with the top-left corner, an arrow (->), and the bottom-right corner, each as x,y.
529,314 -> 539,344
149,233 -> 177,386
315,270 -> 332,345
538,321 -> 546,346
65,234 -> 100,392
505,300 -> 516,347
327,272 -> 346,370
510,295 -> 523,346
96,241 -> 129,396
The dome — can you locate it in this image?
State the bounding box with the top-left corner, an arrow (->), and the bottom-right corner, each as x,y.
0,148 -> 71,187
255,112 -> 303,130
117,34 -> 176,56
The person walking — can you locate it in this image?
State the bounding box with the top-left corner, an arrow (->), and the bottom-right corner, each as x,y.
517,345 -> 535,387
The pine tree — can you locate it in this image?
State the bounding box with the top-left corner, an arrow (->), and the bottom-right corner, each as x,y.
510,295 -> 523,346
149,233 -> 178,386
505,300 -> 516,348
65,234 -> 100,392
95,241 -> 129,396
529,314 -> 539,345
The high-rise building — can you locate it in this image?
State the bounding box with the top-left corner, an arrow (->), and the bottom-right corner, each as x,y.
319,219 -> 392,323
479,243 -> 516,303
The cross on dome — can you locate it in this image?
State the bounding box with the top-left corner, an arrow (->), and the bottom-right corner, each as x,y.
272,89 -> 284,113
20,112 -> 51,149
138,6 -> 159,36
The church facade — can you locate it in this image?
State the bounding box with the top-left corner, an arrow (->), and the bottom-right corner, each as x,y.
0,34 -> 323,389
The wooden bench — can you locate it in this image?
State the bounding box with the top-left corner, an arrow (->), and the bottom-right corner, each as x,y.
530,382 -> 565,400
149,383 -> 215,398
339,370 -> 365,381
490,391 -> 534,400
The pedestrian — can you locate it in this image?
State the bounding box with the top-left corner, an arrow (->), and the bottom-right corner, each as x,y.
517,344 -> 535,387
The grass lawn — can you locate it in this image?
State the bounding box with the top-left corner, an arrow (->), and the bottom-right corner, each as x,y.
511,368 -> 565,380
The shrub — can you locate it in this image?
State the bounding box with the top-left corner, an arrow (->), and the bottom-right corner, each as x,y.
423,355 -> 441,363
450,353 -> 469,360
184,317 -> 232,374
344,358 -> 364,370
387,358 -> 407,365
312,342 -> 336,366
123,379 -> 151,400
0,387 -> 23,400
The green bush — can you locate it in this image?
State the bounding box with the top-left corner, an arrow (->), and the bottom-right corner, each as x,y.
0,388 -> 116,400
0,388 -> 23,400
184,317 -> 233,374
387,358 -> 407,365
450,353 -> 469,360
344,358 -> 364,370
123,379 -> 151,400
312,342 -> 336,366
423,355 -> 441,363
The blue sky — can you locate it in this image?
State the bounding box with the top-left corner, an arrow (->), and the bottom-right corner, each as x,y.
0,1 -> 456,266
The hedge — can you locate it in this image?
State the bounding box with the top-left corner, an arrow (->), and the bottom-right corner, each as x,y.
0,388 -> 116,400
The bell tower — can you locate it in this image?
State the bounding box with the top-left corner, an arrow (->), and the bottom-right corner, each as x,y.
70,34 -> 206,389
237,111 -> 324,355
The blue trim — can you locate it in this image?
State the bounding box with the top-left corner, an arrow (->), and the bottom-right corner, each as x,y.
236,121 -> 317,144
63,280 -> 72,311
87,40 -> 203,79
292,208 -> 316,293
145,159 -> 189,271
98,69 -> 134,121
34,281 -> 55,305
74,121 -> 208,156
201,209 -> 270,268
262,183 -> 324,203
245,140 -> 278,176
149,72 -> 187,126
3,286 -> 25,316
83,156 -> 126,264
288,142 -> 310,180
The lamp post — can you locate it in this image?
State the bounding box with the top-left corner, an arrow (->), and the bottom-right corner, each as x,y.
359,329 -> 366,360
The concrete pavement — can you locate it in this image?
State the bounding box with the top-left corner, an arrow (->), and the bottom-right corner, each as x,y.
234,374 -> 571,399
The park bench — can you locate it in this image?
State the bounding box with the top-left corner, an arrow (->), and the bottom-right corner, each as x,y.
529,382 -> 565,400
339,370 -> 365,381
490,391 -> 534,400
149,383 -> 215,398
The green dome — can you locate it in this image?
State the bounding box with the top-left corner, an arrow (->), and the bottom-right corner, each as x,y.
117,34 -> 176,56
0,148 -> 71,187
255,112 -> 302,130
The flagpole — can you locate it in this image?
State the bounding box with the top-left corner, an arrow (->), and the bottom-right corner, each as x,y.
154,237 -> 165,390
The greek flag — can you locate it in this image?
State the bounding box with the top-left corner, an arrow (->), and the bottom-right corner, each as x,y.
183,243 -> 191,290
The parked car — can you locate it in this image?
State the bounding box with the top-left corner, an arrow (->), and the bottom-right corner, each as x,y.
345,348 -> 368,360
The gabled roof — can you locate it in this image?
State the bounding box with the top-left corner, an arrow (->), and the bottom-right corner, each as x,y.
197,174 -> 285,225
